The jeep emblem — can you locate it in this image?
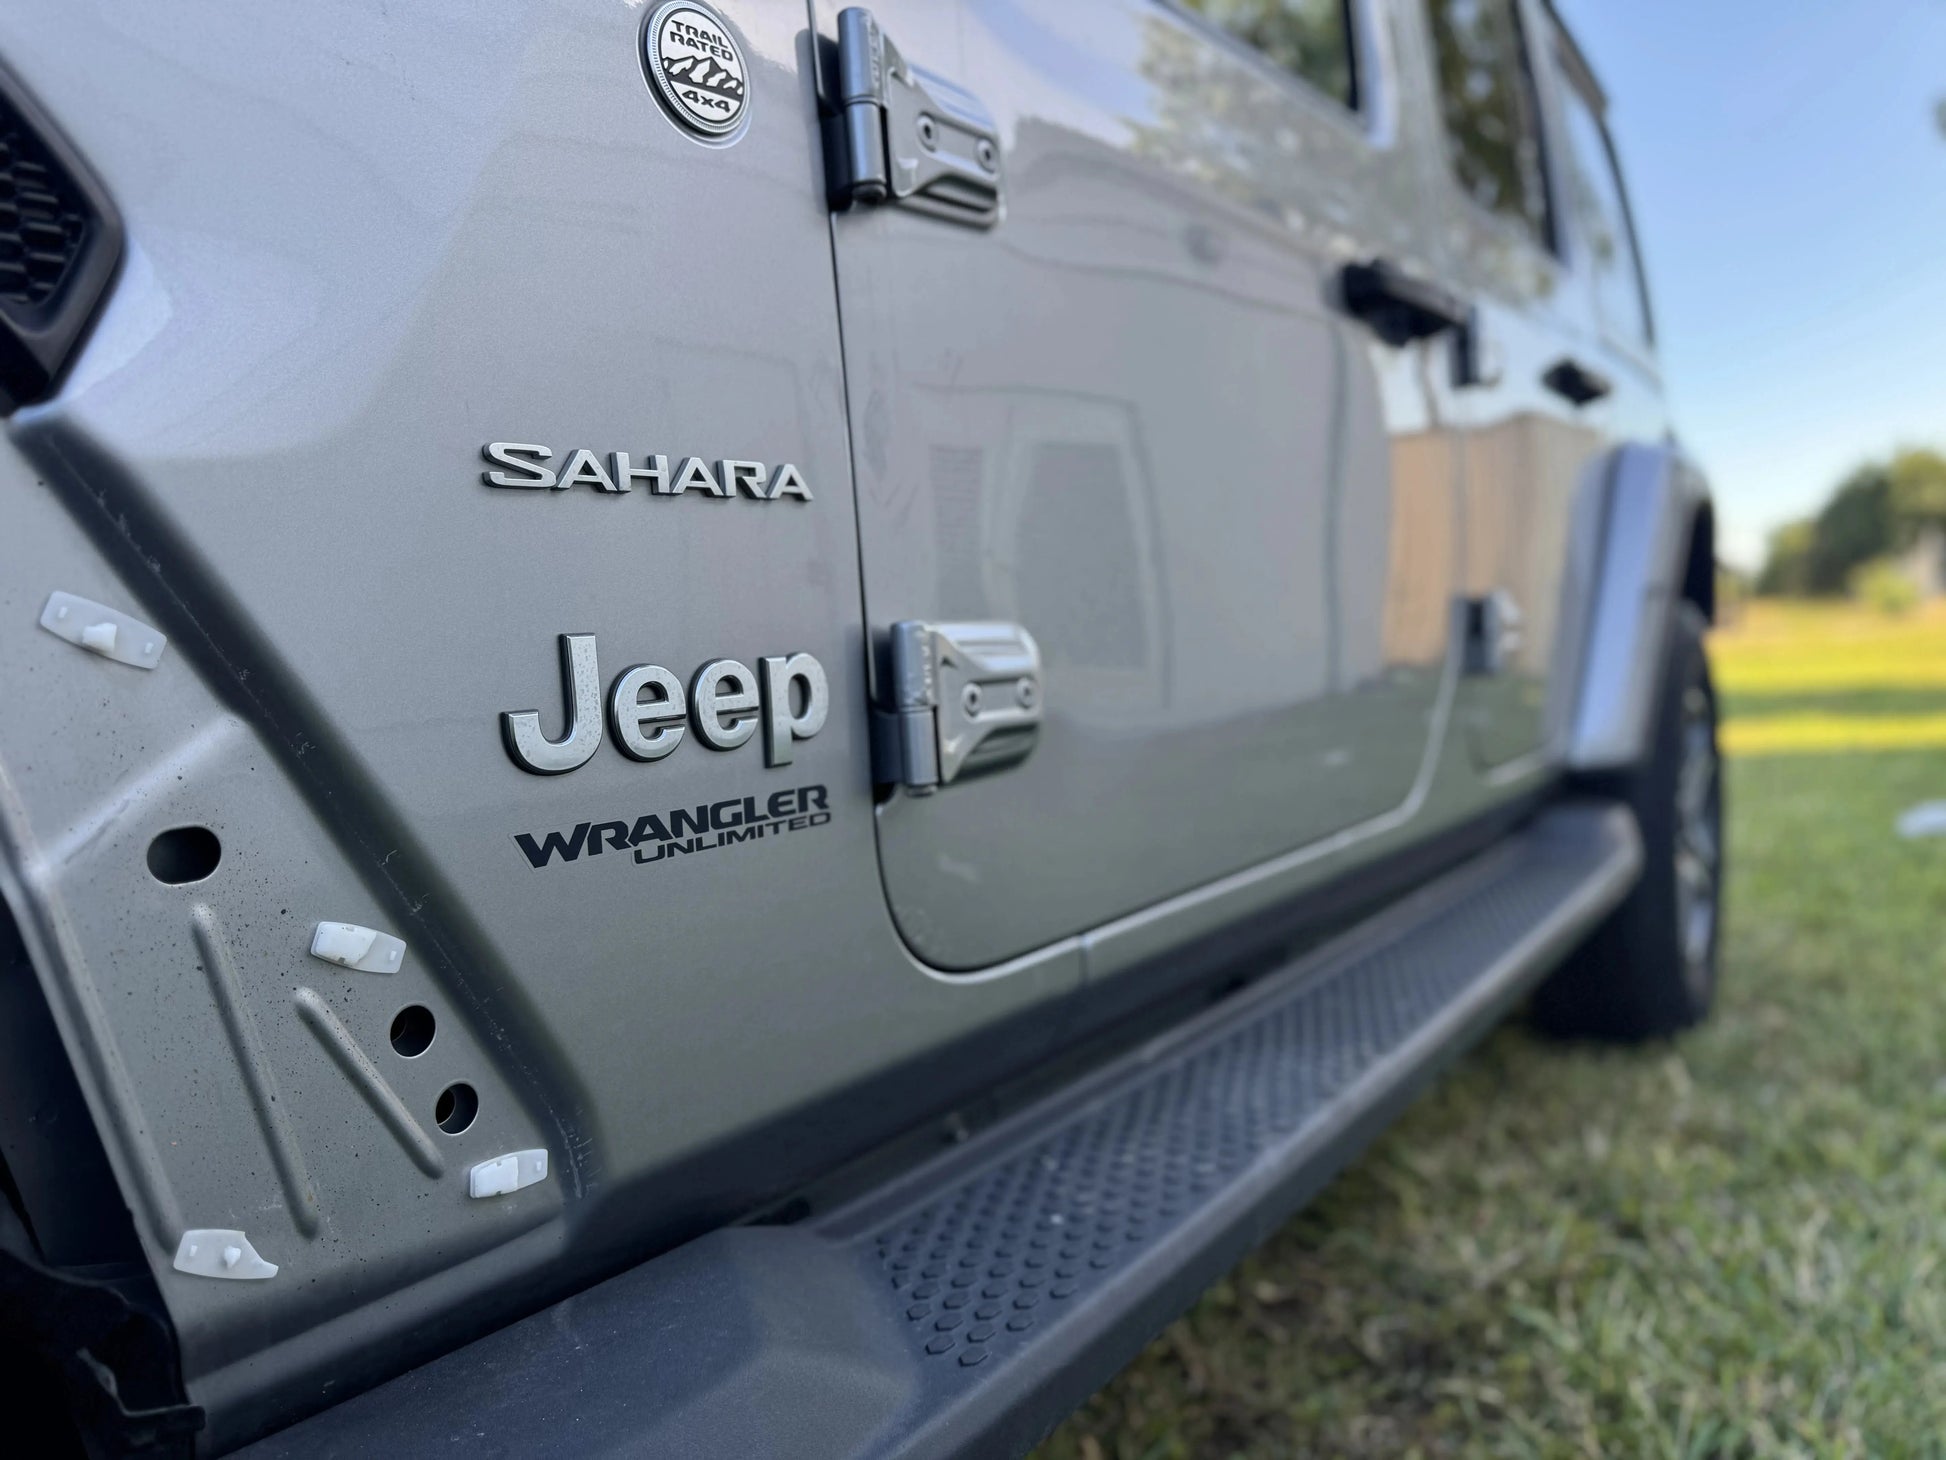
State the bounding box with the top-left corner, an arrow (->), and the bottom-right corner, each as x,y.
643,2 -> 748,140
501,635 -> 828,775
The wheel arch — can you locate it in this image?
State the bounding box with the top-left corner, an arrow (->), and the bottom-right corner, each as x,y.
1681,498 -> 1715,622
1564,442 -> 1714,773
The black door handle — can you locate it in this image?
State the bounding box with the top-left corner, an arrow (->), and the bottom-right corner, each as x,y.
1541,357 -> 1613,407
1339,258 -> 1470,347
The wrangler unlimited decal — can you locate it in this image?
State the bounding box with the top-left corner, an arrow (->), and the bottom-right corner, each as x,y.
515,784 -> 832,869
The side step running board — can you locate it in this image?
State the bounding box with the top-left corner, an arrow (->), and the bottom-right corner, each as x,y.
241,802 -> 1640,1460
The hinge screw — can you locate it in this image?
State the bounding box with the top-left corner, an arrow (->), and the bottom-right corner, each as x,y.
960,683 -> 983,716
916,114 -> 938,150
975,138 -> 997,172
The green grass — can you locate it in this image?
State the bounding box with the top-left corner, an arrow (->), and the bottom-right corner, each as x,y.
1035,610 -> 1946,1459
1722,687 -> 1946,722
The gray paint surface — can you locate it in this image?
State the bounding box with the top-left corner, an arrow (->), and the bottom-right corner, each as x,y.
829,0 -> 1467,969
0,0 -> 1697,1446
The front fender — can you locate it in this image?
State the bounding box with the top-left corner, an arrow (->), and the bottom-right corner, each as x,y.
1567,442 -> 1712,772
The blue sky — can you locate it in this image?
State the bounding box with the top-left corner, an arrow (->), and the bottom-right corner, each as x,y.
1556,0 -> 1946,567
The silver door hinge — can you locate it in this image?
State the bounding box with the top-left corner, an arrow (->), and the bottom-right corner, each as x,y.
874,621 -> 1042,793
828,7 -> 1003,229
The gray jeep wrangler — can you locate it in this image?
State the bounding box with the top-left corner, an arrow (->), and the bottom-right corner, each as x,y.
0,0 -> 1719,1455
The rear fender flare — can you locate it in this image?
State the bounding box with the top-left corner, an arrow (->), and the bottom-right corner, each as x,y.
1566,442 -> 1713,772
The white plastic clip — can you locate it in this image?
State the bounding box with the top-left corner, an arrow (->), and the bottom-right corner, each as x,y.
468,1149 -> 549,1198
173,1228 -> 277,1280
308,921 -> 406,973
39,591 -> 167,669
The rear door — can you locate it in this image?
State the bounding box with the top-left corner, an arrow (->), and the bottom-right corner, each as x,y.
1412,0 -> 1611,772
821,0 -> 1466,971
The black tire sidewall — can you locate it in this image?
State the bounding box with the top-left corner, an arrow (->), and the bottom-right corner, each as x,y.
1533,601 -> 1721,1040
1624,601 -> 1721,1023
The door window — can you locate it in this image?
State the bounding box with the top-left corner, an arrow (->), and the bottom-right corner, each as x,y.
1424,0 -> 1551,246
1178,0 -> 1358,109
1560,79 -> 1655,348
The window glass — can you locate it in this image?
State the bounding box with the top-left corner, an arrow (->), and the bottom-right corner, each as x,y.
1561,81 -> 1654,346
1181,0 -> 1357,110
1424,0 -> 1551,246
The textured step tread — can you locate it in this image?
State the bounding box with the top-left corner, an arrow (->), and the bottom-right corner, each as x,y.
853,822 -> 1618,1372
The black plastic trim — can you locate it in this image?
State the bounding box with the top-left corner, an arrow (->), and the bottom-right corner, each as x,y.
1339,256 -> 1470,346
0,58 -> 123,413
0,897 -> 200,1457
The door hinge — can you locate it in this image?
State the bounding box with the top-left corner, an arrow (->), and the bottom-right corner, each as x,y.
828,7 -> 1003,229
873,621 -> 1042,793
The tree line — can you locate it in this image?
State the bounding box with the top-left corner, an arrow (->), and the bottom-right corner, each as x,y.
1756,448 -> 1946,596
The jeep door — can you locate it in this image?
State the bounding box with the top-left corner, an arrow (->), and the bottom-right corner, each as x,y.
820,0 -> 1465,970
1411,0 -> 1619,771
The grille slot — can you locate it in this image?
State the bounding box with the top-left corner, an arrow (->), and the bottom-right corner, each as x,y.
0,63 -> 121,412
0,94 -> 91,308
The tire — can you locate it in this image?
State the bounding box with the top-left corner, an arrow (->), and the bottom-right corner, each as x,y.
1532,601 -> 1723,1041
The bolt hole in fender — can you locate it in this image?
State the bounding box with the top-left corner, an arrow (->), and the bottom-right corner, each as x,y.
145,826 -> 222,884
434,1082 -> 478,1135
389,1005 -> 436,1059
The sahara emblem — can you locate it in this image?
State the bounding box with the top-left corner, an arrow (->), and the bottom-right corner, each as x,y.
643,2 -> 748,139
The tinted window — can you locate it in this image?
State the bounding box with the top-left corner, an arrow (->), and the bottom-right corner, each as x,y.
1424,0 -> 1551,245
1561,81 -> 1654,346
1181,0 -> 1357,109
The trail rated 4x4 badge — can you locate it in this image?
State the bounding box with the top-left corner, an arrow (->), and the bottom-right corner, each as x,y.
644,2 -> 748,140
